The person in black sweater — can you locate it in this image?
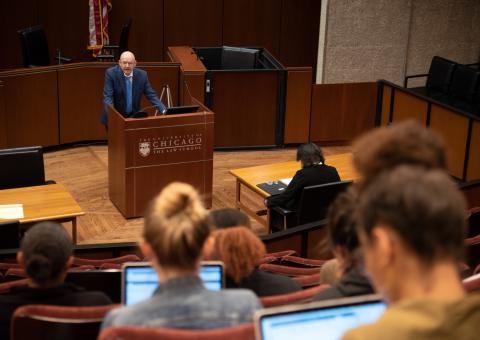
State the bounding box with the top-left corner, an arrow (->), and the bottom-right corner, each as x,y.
265,143 -> 340,212
0,222 -> 112,339
202,226 -> 301,297
313,187 -> 374,301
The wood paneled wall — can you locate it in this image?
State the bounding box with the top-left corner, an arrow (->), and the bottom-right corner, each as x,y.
309,82 -> 377,144
0,0 -> 321,73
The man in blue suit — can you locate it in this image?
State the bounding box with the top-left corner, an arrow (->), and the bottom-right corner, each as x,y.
101,51 -> 167,126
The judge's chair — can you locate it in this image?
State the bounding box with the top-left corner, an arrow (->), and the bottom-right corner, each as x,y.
96,19 -> 132,61
268,180 -> 352,232
17,25 -> 72,67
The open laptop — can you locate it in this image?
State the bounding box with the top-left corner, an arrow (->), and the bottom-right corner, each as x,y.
255,294 -> 386,340
122,261 -> 224,305
257,178 -> 292,196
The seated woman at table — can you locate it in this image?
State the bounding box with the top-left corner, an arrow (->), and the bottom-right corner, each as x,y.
0,221 -> 112,340
202,226 -> 301,297
102,182 -> 261,330
265,143 -> 340,211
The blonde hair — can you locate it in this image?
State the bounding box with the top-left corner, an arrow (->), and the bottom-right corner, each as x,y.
143,182 -> 211,270
209,227 -> 265,283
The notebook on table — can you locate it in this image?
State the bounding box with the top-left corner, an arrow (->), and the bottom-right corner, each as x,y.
255,294 -> 386,340
257,178 -> 292,196
122,261 -> 224,305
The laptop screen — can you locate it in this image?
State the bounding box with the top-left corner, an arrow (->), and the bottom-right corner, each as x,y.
122,261 -> 224,305
256,295 -> 386,340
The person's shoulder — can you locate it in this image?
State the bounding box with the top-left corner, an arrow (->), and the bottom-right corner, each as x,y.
106,65 -> 120,74
134,68 -> 147,77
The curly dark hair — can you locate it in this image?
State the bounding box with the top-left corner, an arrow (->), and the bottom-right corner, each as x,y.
352,120 -> 446,188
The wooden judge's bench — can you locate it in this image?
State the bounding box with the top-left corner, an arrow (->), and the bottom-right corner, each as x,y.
107,103 -> 214,218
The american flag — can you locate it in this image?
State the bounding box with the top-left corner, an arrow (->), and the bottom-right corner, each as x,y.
87,0 -> 112,57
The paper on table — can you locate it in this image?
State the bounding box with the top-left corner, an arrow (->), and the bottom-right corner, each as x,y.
0,204 -> 24,219
279,178 -> 292,186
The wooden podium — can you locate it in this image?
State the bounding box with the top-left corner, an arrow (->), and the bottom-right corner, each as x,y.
107,105 -> 214,218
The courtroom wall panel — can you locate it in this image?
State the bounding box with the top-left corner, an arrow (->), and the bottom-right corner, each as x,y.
38,0 -> 92,62
58,64 -> 110,144
108,0 -> 164,63
164,0 -> 223,56
0,81 -> 6,148
209,71 -> 279,147
0,69 -> 59,147
310,82 -> 376,144
283,67 -> 312,144
279,0 -> 321,69
0,0 -> 38,69
222,0 -> 282,57
1,0 -> 322,75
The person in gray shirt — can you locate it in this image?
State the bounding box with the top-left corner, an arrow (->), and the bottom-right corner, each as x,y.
102,182 -> 261,330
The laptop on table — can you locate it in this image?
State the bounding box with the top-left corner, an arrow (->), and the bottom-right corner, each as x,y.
122,261 -> 224,305
255,294 -> 386,340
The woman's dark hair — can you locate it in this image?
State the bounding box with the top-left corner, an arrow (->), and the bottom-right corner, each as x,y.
357,166 -> 466,264
209,208 -> 251,229
327,187 -> 359,252
327,187 -> 360,268
296,143 -> 325,167
21,221 -> 73,285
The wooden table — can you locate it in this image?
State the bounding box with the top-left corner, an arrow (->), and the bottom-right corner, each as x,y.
229,153 -> 358,228
0,183 -> 84,244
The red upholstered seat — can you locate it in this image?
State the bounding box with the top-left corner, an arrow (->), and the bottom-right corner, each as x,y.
11,304 -> 118,340
259,263 -> 321,277
72,254 -> 141,268
463,273 -> 480,293
98,323 -> 255,340
259,284 -> 330,308
280,255 -> 327,268
293,273 -> 322,288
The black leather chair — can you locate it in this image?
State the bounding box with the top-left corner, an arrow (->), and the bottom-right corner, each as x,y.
0,221 -> 20,249
17,25 -> 72,67
445,64 -> 480,111
0,146 -> 52,190
96,19 -> 132,61
404,56 -> 457,97
268,180 -> 353,232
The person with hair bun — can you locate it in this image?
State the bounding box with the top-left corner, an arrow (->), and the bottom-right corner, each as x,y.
102,182 -> 261,330
203,226 -> 301,296
0,222 -> 112,339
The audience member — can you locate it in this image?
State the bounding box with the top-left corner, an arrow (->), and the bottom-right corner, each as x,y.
314,187 -> 374,300
343,167 -> 480,340
265,143 -> 340,213
352,120 -> 446,188
0,222 -> 112,339
209,208 -> 251,229
102,182 -> 261,330
319,259 -> 340,285
203,226 -> 301,296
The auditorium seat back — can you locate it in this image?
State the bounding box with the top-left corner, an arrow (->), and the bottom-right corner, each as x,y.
98,323 -> 255,340
425,56 -> 457,94
11,304 -> 118,340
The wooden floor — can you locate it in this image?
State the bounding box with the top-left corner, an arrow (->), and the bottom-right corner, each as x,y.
43,145 -> 350,245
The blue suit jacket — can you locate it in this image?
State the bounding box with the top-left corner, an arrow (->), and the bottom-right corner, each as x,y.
101,65 -> 166,125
